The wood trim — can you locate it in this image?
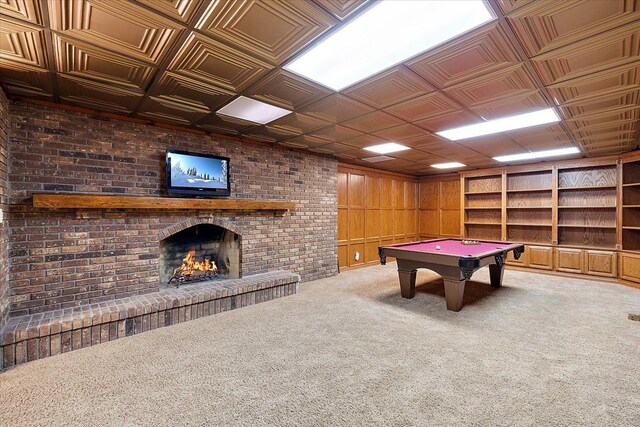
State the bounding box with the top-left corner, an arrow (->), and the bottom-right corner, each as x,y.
32,193 -> 295,210
338,162 -> 418,179
418,173 -> 459,182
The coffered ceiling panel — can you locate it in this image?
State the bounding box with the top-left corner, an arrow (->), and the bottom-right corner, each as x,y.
312,0 -> 369,20
196,0 -> 335,64
343,66 -> 434,109
0,17 -> 48,69
507,0 -> 640,56
53,34 -> 155,90
384,92 -> 462,122
0,0 -> 43,24
407,23 -> 521,88
244,69 -> 331,110
49,0 -> 183,65
530,23 -> 640,85
57,74 -> 143,114
545,62 -> 640,105
0,0 -> 638,176
135,0 -> 204,23
169,33 -> 272,92
151,71 -> 235,112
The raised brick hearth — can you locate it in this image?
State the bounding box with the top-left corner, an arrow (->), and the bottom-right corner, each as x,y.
0,91 -> 338,368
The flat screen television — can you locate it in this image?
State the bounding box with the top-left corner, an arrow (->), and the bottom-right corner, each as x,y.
166,149 -> 230,197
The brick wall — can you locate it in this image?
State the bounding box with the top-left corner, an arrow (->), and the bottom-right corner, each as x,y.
8,101 -> 338,316
0,88 -> 9,327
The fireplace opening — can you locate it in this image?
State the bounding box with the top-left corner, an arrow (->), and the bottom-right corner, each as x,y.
159,224 -> 240,288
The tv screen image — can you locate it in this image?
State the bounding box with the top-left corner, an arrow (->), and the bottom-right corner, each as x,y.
166,150 -> 230,197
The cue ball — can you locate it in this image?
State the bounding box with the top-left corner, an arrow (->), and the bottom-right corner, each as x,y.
436,245 -> 441,250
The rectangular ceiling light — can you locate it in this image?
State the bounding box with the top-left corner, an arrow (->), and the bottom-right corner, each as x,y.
284,1 -> 494,91
362,155 -> 396,163
364,142 -> 410,154
493,147 -> 580,163
432,162 -> 466,169
216,96 -> 291,125
436,108 -> 560,141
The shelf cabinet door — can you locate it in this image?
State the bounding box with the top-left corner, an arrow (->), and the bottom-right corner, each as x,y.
555,248 -> 584,274
525,245 -> 554,270
584,250 -> 617,278
619,251 -> 640,283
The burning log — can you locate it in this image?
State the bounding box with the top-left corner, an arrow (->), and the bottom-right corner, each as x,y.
168,250 -> 219,287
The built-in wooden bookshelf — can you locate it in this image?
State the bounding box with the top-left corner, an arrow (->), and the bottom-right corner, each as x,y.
505,170 -> 553,245
622,160 -> 640,251
463,175 -> 502,240
557,165 -> 617,248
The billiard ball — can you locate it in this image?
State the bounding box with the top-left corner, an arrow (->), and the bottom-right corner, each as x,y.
436,245 -> 441,250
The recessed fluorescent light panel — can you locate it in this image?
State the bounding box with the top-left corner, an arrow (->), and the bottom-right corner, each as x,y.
432,162 -> 466,169
493,147 -> 580,163
436,108 -> 560,141
284,1 -> 494,91
363,143 -> 410,154
216,96 -> 291,125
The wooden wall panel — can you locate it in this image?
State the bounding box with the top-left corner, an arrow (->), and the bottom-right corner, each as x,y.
418,174 -> 461,239
338,164 -> 418,269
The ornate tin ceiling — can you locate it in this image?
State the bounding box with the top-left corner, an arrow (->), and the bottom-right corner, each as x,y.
1,0 -> 639,175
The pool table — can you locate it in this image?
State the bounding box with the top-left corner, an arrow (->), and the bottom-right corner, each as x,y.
378,238 -> 524,312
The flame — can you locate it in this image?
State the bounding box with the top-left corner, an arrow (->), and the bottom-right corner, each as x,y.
173,250 -> 217,277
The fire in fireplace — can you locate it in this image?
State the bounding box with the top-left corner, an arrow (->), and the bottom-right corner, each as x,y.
168,250 -> 219,287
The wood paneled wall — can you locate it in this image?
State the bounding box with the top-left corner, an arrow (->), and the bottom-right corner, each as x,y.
418,174 -> 461,239
338,164 -> 418,269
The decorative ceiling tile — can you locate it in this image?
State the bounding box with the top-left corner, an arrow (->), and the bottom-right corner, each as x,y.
0,17 -> 48,69
0,0 -> 43,25
53,34 -> 155,90
407,23 -> 521,88
570,120 -> 638,141
469,90 -> 550,119
495,0 -> 535,16
444,63 -> 538,106
530,24 -> 640,85
196,114 -> 253,136
384,92 -> 461,122
0,67 -> 52,99
508,0 -> 640,56
49,0 -> 183,65
309,142 -> 358,155
196,0 -> 335,64
312,0 -> 370,20
151,71 -> 235,112
309,124 -> 363,142
559,90 -> 640,118
135,0 -> 204,23
393,133 -> 449,150
136,95 -> 210,125
564,106 -> 640,131
340,134 -> 386,149
58,74 -> 143,114
546,62 -> 640,105
454,134 -> 525,157
168,33 -> 272,92
301,94 -> 374,123
244,69 -> 332,110
343,66 -> 434,109
372,123 -> 427,142
278,134 -> 333,149
415,110 -> 481,133
266,112 -> 331,137
341,110 -> 405,133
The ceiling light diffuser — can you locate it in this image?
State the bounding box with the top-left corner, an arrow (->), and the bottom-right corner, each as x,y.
363,143 -> 410,154
493,147 -> 580,163
284,1 -> 494,91
216,96 -> 291,125
432,162 -> 466,169
436,108 -> 560,141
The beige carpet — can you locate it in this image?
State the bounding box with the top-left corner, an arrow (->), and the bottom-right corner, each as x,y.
1,264 -> 639,426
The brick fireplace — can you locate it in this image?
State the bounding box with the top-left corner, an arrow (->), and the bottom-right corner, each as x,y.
0,92 -> 339,368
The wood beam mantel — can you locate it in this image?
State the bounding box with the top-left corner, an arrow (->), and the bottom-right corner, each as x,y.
32,193 -> 295,211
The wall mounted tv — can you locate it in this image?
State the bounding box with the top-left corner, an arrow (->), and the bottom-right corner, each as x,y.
166,150 -> 230,197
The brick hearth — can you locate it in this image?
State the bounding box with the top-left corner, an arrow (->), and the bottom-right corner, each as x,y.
1,270 -> 299,369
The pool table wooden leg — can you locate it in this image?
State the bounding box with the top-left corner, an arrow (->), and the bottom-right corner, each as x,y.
396,260 -> 417,299
443,278 -> 465,311
489,263 -> 504,287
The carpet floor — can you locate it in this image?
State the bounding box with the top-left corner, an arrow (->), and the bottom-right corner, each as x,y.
0,264 -> 639,426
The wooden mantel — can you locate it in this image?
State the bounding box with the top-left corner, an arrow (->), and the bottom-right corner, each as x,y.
32,193 -> 296,211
